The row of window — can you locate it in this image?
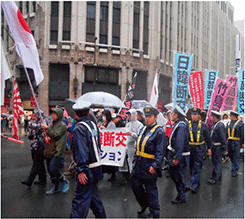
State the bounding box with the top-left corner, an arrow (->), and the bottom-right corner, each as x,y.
50,1 -> 149,54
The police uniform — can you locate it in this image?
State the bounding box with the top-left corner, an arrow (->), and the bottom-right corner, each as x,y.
227,111 -> 244,177
167,106 -> 190,204
131,107 -> 165,218
208,111 -> 227,184
70,101 -> 106,218
188,107 -> 212,193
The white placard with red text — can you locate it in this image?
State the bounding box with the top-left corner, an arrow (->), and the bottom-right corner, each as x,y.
100,127 -> 129,166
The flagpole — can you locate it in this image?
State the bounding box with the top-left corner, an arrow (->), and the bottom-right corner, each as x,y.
22,66 -> 45,124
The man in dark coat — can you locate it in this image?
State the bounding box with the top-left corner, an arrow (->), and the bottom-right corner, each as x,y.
131,106 -> 165,218
167,106 -> 190,204
227,111 -> 244,177
21,110 -> 47,187
208,110 -> 227,184
188,107 -> 212,193
70,101 -> 106,218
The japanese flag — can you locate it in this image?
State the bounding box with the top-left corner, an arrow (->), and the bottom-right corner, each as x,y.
149,72 -> 159,107
2,1 -> 44,85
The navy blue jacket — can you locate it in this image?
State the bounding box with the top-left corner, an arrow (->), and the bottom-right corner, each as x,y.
132,123 -> 165,179
71,116 -> 103,182
167,119 -> 189,167
210,120 -> 227,150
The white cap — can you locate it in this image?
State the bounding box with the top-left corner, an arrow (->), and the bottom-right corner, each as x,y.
173,105 -> 186,117
211,110 -> 221,117
127,109 -> 137,114
72,101 -> 91,110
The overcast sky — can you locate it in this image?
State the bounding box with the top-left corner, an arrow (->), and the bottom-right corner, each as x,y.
230,0 -> 245,21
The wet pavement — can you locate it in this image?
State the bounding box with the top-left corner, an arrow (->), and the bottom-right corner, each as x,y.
1,129 -> 244,218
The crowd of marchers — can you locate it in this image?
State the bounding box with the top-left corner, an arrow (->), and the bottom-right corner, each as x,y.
19,103 -> 244,219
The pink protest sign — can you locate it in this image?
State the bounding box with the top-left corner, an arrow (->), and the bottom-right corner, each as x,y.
206,79 -> 231,130
220,76 -> 238,111
189,71 -> 204,110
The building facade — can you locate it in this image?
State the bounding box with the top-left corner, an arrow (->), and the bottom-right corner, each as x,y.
1,1 -> 244,113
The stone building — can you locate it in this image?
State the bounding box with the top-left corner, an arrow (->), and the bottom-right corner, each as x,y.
1,1 -> 244,113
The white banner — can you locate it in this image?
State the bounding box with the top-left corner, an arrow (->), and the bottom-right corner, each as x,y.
100,127 -> 129,166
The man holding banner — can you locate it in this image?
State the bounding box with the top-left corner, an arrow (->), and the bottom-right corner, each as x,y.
131,107 -> 165,218
70,101 -> 106,218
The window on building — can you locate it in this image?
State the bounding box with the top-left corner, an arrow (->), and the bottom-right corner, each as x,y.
49,64 -> 70,100
86,1 -> 96,42
63,1 -> 71,41
50,1 -> 59,44
133,1 -> 140,49
19,2 -> 23,13
143,1 -> 149,54
1,9 -> 4,40
112,2 -> 121,46
100,1 -> 108,44
26,1 -> 29,14
33,1 -> 36,12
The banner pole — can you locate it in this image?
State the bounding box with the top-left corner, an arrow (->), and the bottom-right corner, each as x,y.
22,66 -> 44,124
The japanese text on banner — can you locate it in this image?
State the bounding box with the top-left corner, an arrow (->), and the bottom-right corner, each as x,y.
189,71 -> 204,110
174,53 -> 193,111
238,69 -> 244,115
204,70 -> 219,110
206,79 -> 231,129
100,127 -> 128,166
221,76 -> 238,111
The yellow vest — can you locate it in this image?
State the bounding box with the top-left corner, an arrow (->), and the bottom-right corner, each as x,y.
189,120 -> 205,145
228,120 -> 241,141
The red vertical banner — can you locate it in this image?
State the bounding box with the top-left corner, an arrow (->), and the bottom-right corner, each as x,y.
157,101 -> 163,112
30,95 -> 37,107
4,97 -> 10,108
189,71 -> 204,110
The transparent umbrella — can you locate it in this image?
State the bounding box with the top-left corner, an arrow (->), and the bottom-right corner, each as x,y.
75,91 -> 126,109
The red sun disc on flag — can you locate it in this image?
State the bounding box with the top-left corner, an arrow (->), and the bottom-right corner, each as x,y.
17,9 -> 32,35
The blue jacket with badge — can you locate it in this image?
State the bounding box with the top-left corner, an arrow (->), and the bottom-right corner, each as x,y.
167,119 -> 189,167
71,116 -> 103,182
132,123 -> 165,179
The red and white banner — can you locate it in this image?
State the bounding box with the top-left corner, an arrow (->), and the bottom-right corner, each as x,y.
100,127 -> 128,166
2,1 -> 44,85
149,72 -> 159,107
206,79 -> 231,130
189,71 -> 204,110
12,80 -> 24,139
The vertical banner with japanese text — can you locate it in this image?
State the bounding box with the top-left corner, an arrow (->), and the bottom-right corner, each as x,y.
238,69 -> 244,115
189,71 -> 204,110
220,76 -> 238,111
204,70 -> 219,110
206,79 -> 231,129
100,127 -> 128,166
173,53 -> 193,111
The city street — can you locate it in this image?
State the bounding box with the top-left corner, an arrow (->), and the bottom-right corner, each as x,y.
1,129 -> 244,218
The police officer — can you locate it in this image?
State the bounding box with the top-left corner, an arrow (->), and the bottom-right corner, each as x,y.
70,101 -> 106,218
208,111 -> 227,184
131,107 -> 165,218
188,107 -> 212,193
167,106 -> 189,204
227,111 -> 244,177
